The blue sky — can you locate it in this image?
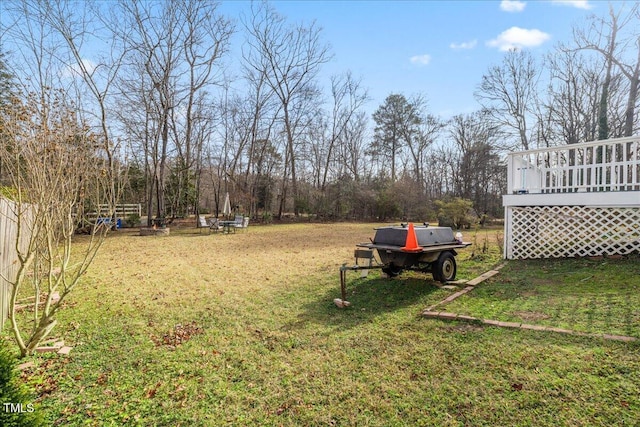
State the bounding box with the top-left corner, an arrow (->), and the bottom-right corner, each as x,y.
220,0 -> 606,117
1,0 -> 613,119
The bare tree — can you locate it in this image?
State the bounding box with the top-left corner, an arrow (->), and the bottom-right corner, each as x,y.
475,49 -> 540,150
0,51 -> 19,184
1,90 -> 113,357
239,64 -> 281,216
573,3 -> 640,138
448,111 -> 503,216
243,2 -> 331,217
425,146 -> 456,200
545,48 -> 602,144
405,108 -> 445,194
115,0 -> 230,223
169,1 -> 233,217
1,0 -> 119,355
31,0 -> 127,225
338,111 -> 370,182
318,72 -> 369,190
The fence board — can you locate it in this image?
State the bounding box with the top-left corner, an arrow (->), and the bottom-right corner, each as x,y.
0,197 -> 32,330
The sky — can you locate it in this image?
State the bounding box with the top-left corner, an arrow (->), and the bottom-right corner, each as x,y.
219,0 -> 606,118
0,0 -> 615,120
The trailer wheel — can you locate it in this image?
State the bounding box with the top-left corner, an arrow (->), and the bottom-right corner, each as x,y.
433,252 -> 456,282
382,264 -> 403,278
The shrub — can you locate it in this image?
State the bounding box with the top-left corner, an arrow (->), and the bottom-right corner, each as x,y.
0,340 -> 44,427
261,211 -> 273,224
436,198 -> 475,229
125,213 -> 141,228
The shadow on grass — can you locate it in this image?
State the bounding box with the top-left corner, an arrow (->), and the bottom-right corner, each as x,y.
288,270 -> 445,331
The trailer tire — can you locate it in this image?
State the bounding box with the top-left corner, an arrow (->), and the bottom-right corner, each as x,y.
433,252 -> 456,283
382,264 -> 403,278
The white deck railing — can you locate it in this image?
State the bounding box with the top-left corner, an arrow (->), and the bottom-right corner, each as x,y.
507,136 -> 640,194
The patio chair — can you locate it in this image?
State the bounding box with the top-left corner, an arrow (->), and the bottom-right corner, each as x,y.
234,216 -> 250,232
208,218 -> 223,233
198,215 -> 208,233
198,216 -> 222,233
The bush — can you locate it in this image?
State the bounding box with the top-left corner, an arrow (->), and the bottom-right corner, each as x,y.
261,211 -> 273,224
125,213 -> 141,228
436,198 -> 475,229
0,340 -> 44,427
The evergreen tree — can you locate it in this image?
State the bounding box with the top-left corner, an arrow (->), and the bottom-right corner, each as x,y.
0,51 -> 18,184
0,51 -> 17,107
371,94 -> 422,181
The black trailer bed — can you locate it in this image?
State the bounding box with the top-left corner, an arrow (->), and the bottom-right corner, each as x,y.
356,242 -> 470,253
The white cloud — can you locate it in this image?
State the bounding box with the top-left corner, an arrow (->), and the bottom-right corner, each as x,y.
62,58 -> 97,78
550,0 -> 593,10
410,54 -> 431,66
487,27 -> 551,51
450,40 -> 478,50
500,0 -> 526,12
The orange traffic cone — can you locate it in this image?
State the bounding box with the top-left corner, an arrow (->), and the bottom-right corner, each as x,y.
401,222 -> 422,252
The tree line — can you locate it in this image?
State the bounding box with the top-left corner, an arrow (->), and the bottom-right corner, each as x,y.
1,1 -> 639,225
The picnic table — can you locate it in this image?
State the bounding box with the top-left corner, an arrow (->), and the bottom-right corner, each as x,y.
219,220 -> 237,234
199,215 -> 249,234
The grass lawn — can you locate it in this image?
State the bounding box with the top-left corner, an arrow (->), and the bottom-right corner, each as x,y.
5,223 -> 639,426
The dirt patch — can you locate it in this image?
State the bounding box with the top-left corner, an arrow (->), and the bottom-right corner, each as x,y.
512,311 -> 550,321
150,321 -> 204,348
529,277 -> 552,286
521,292 -> 539,298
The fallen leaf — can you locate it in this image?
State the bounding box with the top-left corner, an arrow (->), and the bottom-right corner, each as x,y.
145,381 -> 162,398
97,373 -> 108,385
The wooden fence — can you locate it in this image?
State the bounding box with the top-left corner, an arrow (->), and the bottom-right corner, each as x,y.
0,197 -> 32,330
97,203 -> 141,218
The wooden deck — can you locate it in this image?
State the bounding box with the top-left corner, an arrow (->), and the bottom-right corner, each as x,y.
503,136 -> 640,259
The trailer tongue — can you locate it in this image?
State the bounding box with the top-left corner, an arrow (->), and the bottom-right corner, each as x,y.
337,223 -> 471,306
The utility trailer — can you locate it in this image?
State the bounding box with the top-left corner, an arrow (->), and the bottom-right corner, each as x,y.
337,223 -> 471,306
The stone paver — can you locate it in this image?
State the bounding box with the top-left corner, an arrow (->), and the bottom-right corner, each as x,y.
456,315 -> 479,322
438,312 -> 458,320
497,321 -> 521,328
18,362 -> 35,370
421,310 -> 440,317
57,346 -> 73,355
602,334 -> 637,342
467,270 -> 500,286
519,324 -> 548,331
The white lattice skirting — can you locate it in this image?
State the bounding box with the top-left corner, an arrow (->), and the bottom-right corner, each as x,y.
506,206 -> 640,259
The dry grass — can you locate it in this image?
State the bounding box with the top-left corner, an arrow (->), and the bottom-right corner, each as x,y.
79,223 -> 376,315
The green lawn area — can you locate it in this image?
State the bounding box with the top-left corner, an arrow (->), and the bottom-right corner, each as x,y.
444,257 -> 640,338
5,223 -> 639,426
